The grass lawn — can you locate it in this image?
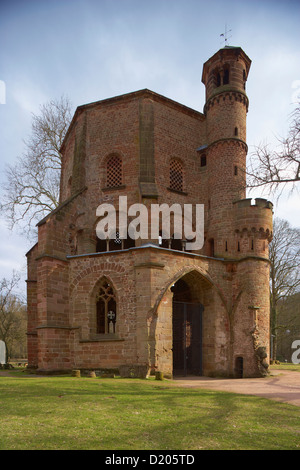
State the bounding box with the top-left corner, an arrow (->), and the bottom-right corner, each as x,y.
270,363 -> 300,371
0,370 -> 300,450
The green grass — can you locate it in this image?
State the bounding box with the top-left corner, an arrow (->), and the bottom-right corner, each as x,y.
270,363 -> 300,371
0,371 -> 300,450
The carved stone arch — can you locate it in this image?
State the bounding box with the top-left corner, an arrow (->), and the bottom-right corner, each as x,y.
151,265 -> 221,317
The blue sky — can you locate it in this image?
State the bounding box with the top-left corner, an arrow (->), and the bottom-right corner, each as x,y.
0,0 -> 300,288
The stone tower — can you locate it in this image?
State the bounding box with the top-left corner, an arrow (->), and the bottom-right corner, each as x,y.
201,46 -> 251,258
26,46 -> 273,378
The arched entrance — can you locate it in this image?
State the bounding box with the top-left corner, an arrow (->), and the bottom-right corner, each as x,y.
171,278 -> 204,376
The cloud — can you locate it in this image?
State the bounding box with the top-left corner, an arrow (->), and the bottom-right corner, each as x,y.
10,80 -> 48,114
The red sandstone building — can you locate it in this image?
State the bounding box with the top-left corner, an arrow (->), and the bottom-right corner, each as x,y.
26,46 -> 273,378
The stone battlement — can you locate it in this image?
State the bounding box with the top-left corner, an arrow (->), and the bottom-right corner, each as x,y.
233,198 -> 273,210
233,198 -> 273,246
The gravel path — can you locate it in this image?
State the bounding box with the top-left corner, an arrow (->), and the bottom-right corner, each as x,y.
173,369 -> 300,407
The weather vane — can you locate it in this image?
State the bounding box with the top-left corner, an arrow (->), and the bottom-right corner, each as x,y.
220,24 -> 232,46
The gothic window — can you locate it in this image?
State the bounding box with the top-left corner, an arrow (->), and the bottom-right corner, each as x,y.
106,154 -> 122,188
169,159 -> 184,192
96,279 -> 117,334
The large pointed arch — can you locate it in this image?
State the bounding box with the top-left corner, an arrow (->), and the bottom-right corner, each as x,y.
151,265 -> 222,317
149,266 -> 232,378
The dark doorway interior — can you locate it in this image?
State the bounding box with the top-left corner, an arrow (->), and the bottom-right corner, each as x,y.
172,279 -> 203,376
235,356 -> 244,378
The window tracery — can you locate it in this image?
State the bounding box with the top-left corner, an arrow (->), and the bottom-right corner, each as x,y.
96,279 -> 117,334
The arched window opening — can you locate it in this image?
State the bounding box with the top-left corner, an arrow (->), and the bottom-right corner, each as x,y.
223,67 -> 230,85
234,165 -> 238,176
200,154 -> 207,167
96,238 -> 107,253
171,234 -> 183,251
109,231 -> 122,251
123,237 -> 135,249
158,230 -> 170,249
67,176 -> 72,198
96,230 -> 135,252
216,72 -> 221,87
234,127 -> 238,136
106,154 -> 122,188
96,279 -> 117,335
169,159 -> 184,192
208,238 -> 215,257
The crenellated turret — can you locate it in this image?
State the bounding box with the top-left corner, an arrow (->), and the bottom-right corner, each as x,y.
233,198 -> 273,259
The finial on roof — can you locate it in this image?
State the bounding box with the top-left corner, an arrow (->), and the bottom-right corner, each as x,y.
220,24 -> 232,47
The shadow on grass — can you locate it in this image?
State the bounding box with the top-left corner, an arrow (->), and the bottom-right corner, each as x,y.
0,375 -> 299,450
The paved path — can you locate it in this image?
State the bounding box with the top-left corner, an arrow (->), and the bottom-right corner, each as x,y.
173,369 -> 300,407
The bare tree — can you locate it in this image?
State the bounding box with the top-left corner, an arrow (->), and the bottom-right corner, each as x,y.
0,95 -> 72,234
0,272 -> 26,362
269,218 -> 300,359
247,102 -> 300,195
276,293 -> 300,361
